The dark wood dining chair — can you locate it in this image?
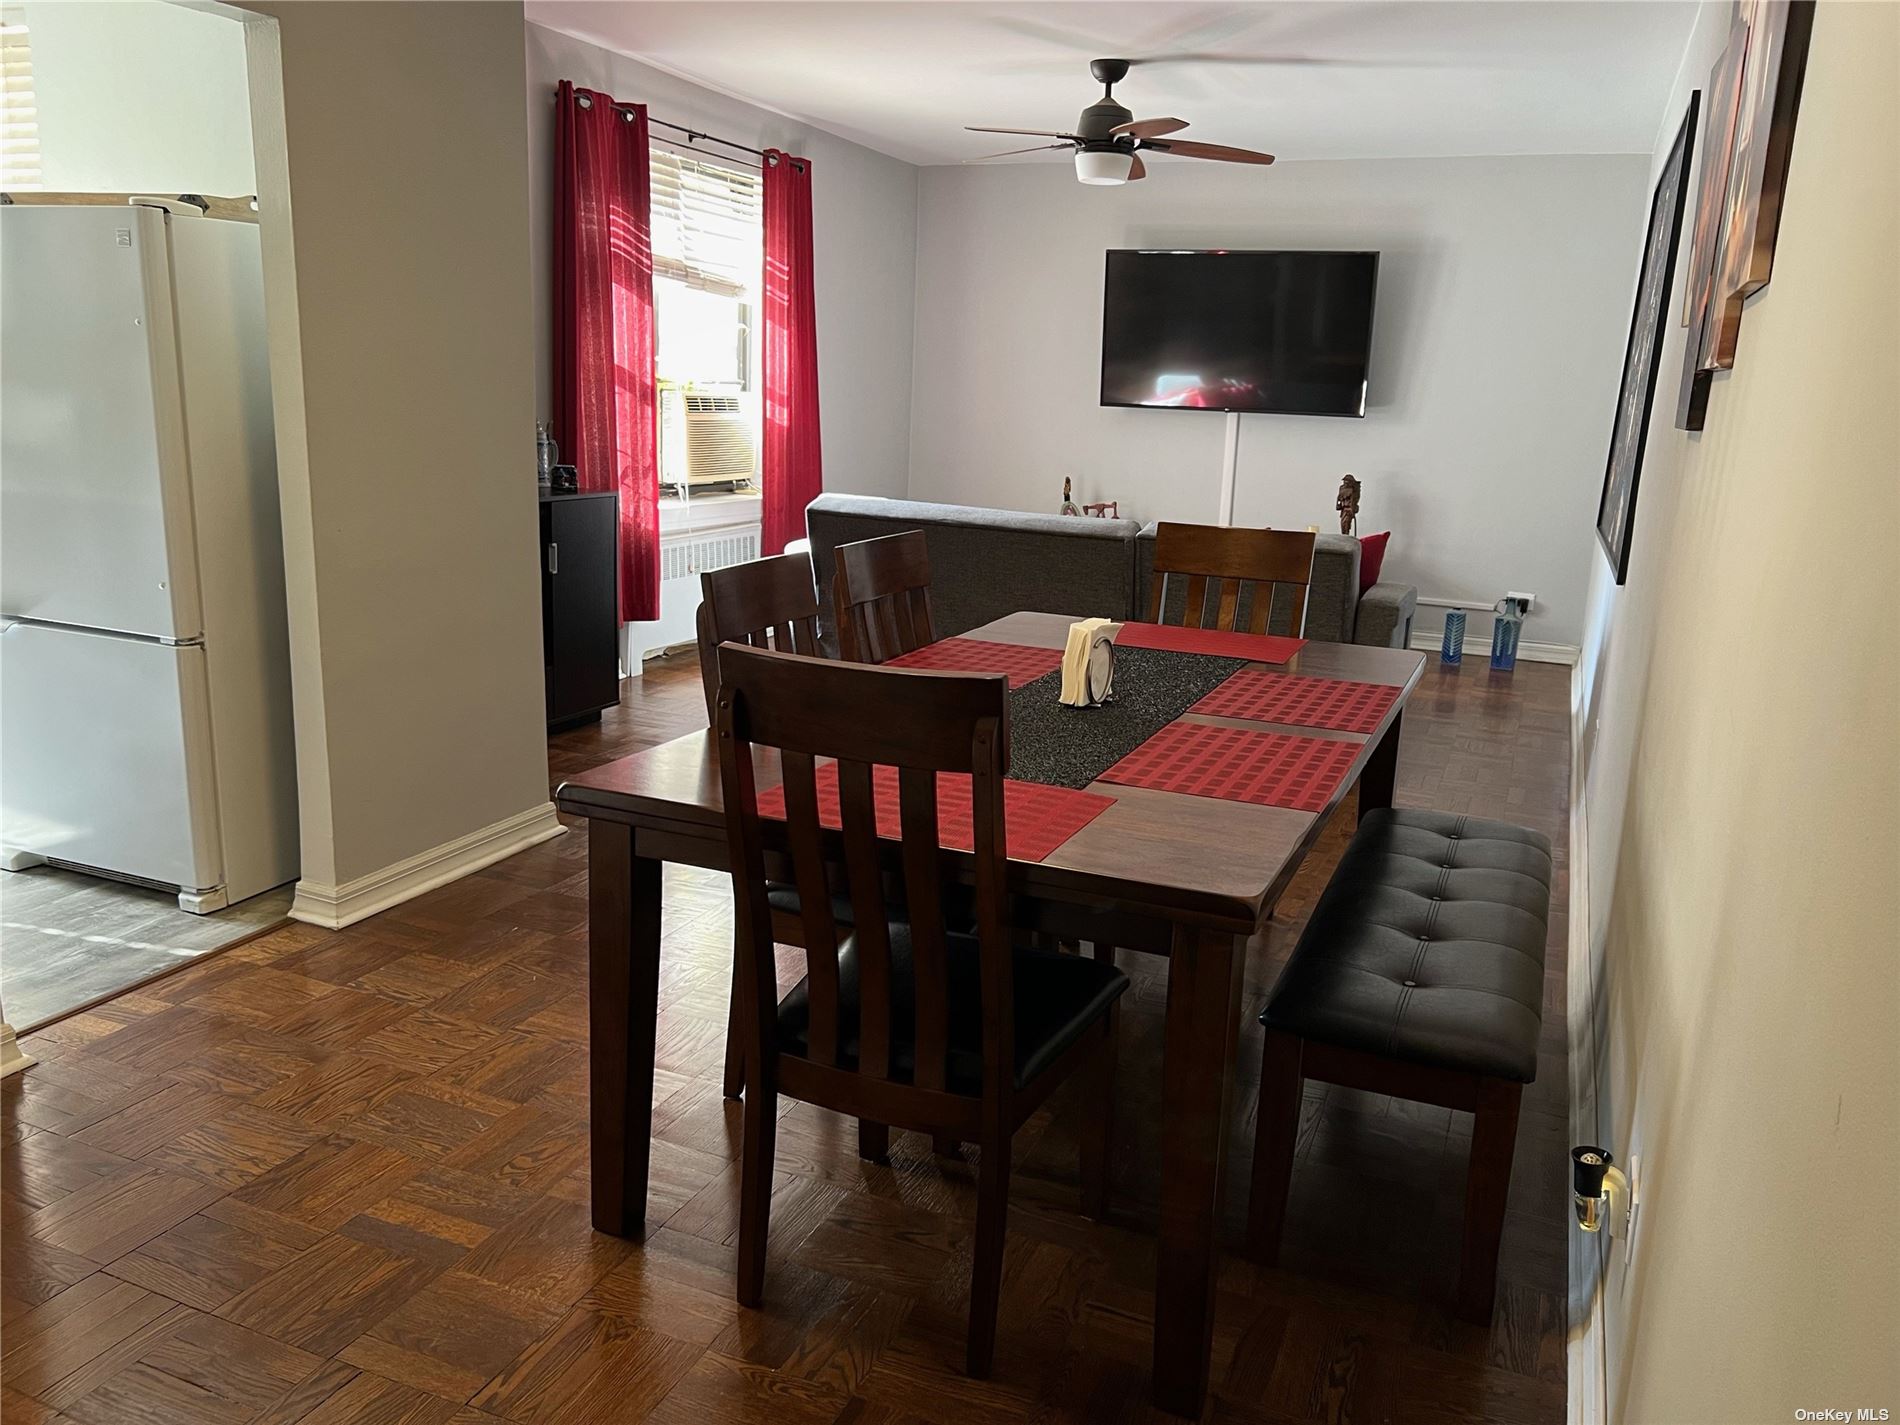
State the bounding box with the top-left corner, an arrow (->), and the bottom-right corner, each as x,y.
1147,522 -> 1318,635
832,530 -> 934,662
696,552 -> 824,721
714,643 -> 1127,1377
694,553 -> 831,1099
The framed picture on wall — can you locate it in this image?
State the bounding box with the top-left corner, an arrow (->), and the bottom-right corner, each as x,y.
1707,0 -> 1814,366
1598,93 -> 1699,586
1677,0 -> 1815,430
1675,13 -> 1748,430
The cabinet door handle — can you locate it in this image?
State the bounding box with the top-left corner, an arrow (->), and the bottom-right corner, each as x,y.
547,542 -> 559,574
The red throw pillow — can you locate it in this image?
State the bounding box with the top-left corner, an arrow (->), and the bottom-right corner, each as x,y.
1358,532 -> 1391,595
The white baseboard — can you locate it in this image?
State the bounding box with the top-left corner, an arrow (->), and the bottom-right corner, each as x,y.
1408,628 -> 1580,667
1566,662 -> 1608,1425
0,1021 -> 36,1078
290,802 -> 566,930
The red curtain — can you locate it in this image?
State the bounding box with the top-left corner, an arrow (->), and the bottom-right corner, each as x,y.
760,150 -> 822,556
553,81 -> 659,621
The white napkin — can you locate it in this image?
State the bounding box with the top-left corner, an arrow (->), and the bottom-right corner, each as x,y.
1059,618 -> 1123,707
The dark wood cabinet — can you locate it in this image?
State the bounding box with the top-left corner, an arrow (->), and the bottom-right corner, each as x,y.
540,491 -> 620,729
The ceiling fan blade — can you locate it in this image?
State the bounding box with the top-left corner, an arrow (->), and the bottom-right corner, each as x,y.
1112,117 -> 1189,140
1147,138 -> 1276,165
964,143 -> 1074,162
965,125 -> 1074,138
1132,52 -> 1427,68
1127,153 -> 1147,181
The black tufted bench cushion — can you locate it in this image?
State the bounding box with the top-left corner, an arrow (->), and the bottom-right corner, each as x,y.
1248,807 -> 1554,1324
1263,809 -> 1552,1082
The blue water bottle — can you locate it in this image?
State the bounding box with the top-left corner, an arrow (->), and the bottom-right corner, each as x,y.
1440,608 -> 1465,666
1490,598 -> 1523,672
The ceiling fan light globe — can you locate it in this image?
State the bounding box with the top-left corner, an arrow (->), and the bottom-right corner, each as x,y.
1074,149 -> 1134,186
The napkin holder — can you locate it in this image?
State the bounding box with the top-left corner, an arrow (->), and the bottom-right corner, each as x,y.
1058,618 -> 1121,708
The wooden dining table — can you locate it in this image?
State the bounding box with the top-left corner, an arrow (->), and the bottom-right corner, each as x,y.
554,610 -> 1426,1417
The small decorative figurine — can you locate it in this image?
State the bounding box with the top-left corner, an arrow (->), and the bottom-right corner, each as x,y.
1060,477 -> 1081,517
1082,500 -> 1119,519
1336,473 -> 1362,535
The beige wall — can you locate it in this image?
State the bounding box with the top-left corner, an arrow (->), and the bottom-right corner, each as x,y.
1575,3 -> 1899,1419
909,153 -> 1648,653
242,2 -> 554,898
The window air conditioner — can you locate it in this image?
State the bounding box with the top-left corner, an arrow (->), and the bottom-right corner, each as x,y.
661,390 -> 757,489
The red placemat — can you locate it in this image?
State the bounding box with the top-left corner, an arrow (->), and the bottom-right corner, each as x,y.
1191,669 -> 1399,734
886,637 -> 1063,689
1116,623 -> 1305,664
754,762 -> 1112,862
1100,721 -> 1360,814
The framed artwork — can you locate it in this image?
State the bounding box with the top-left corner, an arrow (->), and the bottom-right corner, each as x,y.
1599,94 -> 1699,586
1677,0 -> 1815,429
1675,13 -> 1748,429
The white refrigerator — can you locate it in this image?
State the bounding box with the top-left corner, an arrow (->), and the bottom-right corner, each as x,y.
1,200 -> 298,912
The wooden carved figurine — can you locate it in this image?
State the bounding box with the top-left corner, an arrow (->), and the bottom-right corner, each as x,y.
1336,473 -> 1362,535
1060,477 -> 1081,517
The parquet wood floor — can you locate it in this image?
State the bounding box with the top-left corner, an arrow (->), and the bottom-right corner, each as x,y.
2,652 -> 1572,1424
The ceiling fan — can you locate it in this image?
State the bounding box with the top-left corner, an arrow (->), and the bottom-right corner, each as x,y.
964,58 -> 1276,186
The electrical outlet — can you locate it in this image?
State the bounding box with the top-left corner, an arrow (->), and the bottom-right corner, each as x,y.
1505,590 -> 1535,614
1622,1154 -> 1642,1261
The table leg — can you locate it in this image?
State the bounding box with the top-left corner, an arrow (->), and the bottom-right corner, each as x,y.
1152,924 -> 1246,1417
1358,708 -> 1403,823
587,820 -> 662,1237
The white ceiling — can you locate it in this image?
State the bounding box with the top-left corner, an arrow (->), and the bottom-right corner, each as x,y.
525,1 -> 1699,166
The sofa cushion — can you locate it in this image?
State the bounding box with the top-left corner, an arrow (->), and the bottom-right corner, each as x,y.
1263,809 -> 1553,1082
805,494 -> 1140,654
1357,531 -> 1391,594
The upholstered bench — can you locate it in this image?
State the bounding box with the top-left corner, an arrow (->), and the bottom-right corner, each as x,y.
1247,808 -> 1554,1322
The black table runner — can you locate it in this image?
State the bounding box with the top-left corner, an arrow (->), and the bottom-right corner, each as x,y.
1005,646 -> 1247,791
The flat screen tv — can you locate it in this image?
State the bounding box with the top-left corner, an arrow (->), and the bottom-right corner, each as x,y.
1100,249 -> 1379,417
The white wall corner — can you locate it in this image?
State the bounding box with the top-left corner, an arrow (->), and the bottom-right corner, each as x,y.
289,802 -> 566,931
1566,659 -> 1608,1425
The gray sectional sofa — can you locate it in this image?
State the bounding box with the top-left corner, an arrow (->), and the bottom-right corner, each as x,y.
804,493 -> 1416,652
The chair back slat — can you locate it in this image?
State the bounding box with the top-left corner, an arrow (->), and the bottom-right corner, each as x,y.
834,531 -> 935,663
779,748 -> 841,1066
1214,578 -> 1242,633
1149,523 -> 1317,636
911,589 -> 936,647
715,643 -> 1012,1114
716,691 -> 779,1071
1182,574 -> 1210,628
698,553 -> 823,720
967,715 -> 1012,1099
897,766 -> 950,1094
837,758 -> 894,1086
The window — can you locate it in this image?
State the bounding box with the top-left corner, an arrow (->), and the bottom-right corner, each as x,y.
650,145 -> 762,491
1,8 -> 41,191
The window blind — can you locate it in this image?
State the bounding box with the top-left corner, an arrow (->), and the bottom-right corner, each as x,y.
1,9 -> 41,191
649,145 -> 761,300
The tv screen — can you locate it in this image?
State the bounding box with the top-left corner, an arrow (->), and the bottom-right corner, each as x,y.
1100,249 -> 1379,417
